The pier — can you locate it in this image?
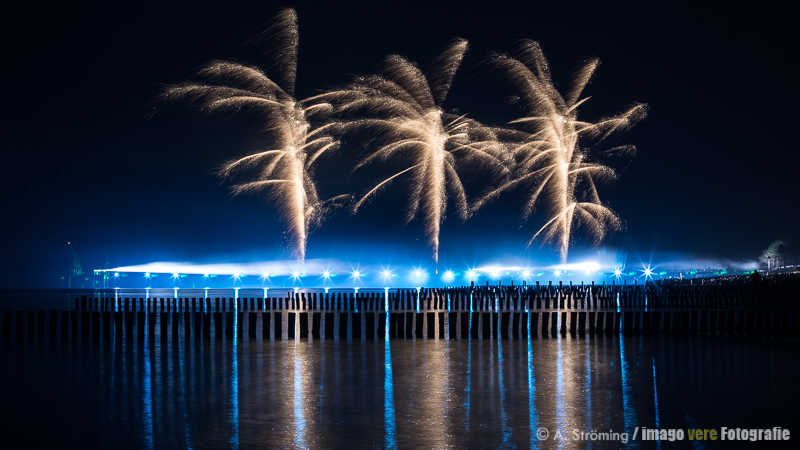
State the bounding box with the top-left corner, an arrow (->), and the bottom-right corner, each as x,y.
2,282 -> 798,342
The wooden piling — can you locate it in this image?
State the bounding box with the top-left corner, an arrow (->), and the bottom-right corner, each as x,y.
262,312 -> 270,340
160,312 -> 168,342
540,311 -> 549,336
338,313 -> 348,339
378,313 -> 386,338
351,313 -> 360,339
328,312 -> 338,338
312,312 -> 321,338
274,312 -> 282,340
366,312 -> 375,339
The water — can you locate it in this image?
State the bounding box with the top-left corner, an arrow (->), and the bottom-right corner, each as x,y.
2,334 -> 798,448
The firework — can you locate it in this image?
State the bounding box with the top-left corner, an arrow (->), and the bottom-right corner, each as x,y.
159,8 -> 345,261
326,39 -> 508,265
474,40 -> 647,263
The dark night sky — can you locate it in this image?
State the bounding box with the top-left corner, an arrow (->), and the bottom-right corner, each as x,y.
2,0 -> 798,287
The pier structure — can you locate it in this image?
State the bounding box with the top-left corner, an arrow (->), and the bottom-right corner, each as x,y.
2,283 -> 799,342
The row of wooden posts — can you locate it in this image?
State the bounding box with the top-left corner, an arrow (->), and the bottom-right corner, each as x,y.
3,307 -> 798,342
70,285 -> 791,314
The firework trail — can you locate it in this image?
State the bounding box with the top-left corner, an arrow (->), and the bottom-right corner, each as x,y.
474,40 -> 647,263
159,8 -> 345,261
324,39 -> 508,265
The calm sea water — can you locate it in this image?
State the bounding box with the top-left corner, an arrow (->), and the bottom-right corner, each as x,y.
1,333 -> 798,449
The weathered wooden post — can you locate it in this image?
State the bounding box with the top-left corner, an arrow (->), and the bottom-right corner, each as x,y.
202,311 -> 212,341
261,312 -> 270,340
287,312 -> 296,339
365,312 -> 375,339
540,311 -> 549,336
249,312 -> 257,339
323,310 -> 334,338
225,313 -> 234,339
351,312 -> 360,339
339,312 -> 349,339
160,312 -> 169,342
273,311 -> 282,340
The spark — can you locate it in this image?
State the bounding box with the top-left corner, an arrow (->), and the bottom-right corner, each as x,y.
474,41 -> 646,263
160,8 -> 347,261
327,39 -> 508,265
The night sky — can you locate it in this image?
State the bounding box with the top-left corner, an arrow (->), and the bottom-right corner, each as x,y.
2,0 -> 797,287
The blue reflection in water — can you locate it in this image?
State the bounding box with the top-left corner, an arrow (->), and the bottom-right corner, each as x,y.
619,335 -> 637,435
496,339 -> 512,445
653,357 -> 661,450
465,338 -> 471,428
585,341 -> 592,444
527,338 -> 540,450
384,291 -> 397,449
229,304 -> 239,449
142,316 -> 154,449
293,340 -> 306,448
684,414 -> 707,450
555,336 -> 568,450
178,332 -> 193,449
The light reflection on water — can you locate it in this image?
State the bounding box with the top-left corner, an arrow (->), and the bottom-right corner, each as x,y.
2,335 -> 799,449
